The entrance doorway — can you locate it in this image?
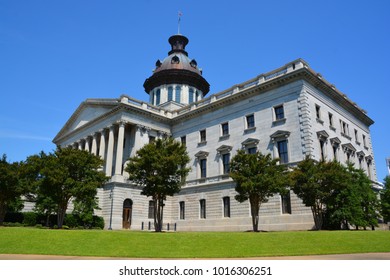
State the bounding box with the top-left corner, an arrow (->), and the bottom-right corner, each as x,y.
122,199 -> 133,229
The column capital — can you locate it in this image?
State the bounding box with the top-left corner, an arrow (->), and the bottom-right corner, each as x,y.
116,120 -> 127,126
136,125 -> 152,135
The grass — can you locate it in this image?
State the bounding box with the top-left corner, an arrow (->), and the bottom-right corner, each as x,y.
0,227 -> 389,258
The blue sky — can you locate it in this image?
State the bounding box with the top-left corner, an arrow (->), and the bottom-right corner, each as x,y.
1,0 -> 389,181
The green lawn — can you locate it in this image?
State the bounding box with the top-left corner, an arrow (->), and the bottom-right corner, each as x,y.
0,227 -> 389,258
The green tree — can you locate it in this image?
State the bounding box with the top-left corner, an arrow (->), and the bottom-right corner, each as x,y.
347,163 -> 379,230
229,150 -> 288,232
291,158 -> 380,230
0,154 -> 23,225
380,176 -> 390,223
24,147 -> 107,228
290,158 -> 341,230
125,137 -> 190,232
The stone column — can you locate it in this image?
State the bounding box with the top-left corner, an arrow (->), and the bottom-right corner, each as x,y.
98,129 -> 106,161
91,133 -> 98,155
105,125 -> 115,177
115,121 -> 125,175
84,138 -> 90,152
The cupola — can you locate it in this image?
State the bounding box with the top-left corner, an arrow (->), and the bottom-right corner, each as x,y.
143,34 -> 210,107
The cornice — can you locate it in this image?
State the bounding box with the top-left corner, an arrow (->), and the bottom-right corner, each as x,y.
54,59 -> 374,144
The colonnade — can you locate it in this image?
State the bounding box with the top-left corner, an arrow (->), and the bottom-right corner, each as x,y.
71,122 -> 165,177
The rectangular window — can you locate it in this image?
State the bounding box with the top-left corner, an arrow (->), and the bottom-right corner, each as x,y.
354,129 -> 359,143
248,147 -> 257,154
200,199 -> 206,219
315,104 -> 321,119
333,145 -> 338,161
281,192 -> 292,214
246,114 -> 255,128
328,113 -> 334,127
340,120 -> 349,136
274,105 -> 285,120
277,140 -> 289,164
179,201 -> 185,220
221,122 -> 229,136
181,136 -> 186,146
148,201 -> 155,219
222,153 -> 230,174
200,158 -> 207,178
223,197 -> 231,218
319,140 -> 325,161
200,129 -> 206,142
363,134 -> 367,147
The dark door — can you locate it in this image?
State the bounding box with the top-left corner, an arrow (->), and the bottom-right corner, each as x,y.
122,199 -> 133,229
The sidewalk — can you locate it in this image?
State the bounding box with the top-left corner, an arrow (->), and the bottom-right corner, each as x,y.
1,253 -> 390,260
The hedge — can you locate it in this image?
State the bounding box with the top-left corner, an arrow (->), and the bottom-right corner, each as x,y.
3,212 -> 104,229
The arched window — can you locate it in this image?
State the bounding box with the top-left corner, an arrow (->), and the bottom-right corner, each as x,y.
175,86 -> 181,103
189,88 -> 194,103
168,86 -> 173,101
156,89 -> 161,105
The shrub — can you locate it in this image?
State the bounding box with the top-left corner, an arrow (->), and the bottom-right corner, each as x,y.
62,225 -> 69,230
92,216 -> 105,229
64,214 -> 79,228
23,212 -> 38,226
4,212 -> 23,223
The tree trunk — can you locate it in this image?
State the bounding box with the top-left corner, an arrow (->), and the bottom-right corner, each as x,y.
153,197 -> 165,232
249,196 -> 260,232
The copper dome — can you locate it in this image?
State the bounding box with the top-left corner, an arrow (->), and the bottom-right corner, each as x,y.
143,34 -> 210,95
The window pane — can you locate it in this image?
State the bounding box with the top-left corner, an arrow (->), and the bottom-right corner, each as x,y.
275,105 -> 284,120
168,86 -> 173,101
189,88 -> 194,103
222,153 -> 230,174
222,123 -> 229,136
200,159 -> 207,178
223,197 -> 230,218
175,86 -> 181,103
248,147 -> 257,154
277,140 -> 288,163
148,201 -> 154,219
200,130 -> 206,142
200,199 -> 206,219
156,89 -> 161,105
281,192 -> 292,214
246,114 -> 255,128
179,201 -> 185,220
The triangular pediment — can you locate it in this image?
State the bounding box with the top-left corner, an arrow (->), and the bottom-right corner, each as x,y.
270,130 -> 290,139
317,130 -> 329,139
342,143 -> 356,152
216,145 -> 233,153
241,138 -> 259,146
53,98 -> 118,142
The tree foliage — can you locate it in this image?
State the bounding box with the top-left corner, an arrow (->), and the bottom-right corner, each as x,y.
24,147 -> 107,228
0,154 -> 24,225
290,157 -> 379,230
381,176 -> 390,223
229,150 -> 288,232
125,137 -> 190,232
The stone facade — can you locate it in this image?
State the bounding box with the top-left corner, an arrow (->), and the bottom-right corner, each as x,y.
53,37 -> 378,231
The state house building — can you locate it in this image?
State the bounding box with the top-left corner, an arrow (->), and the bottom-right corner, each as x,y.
53,33 -> 379,231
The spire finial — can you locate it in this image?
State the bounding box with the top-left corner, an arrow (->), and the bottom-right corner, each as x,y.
178,11 -> 183,34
